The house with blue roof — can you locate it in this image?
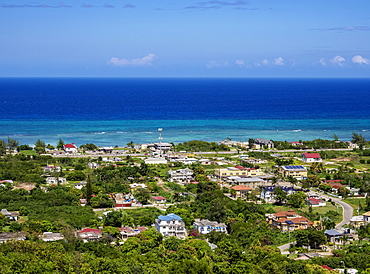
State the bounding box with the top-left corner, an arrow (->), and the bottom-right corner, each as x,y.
260,186 -> 296,202
278,165 -> 308,180
324,229 -> 343,244
155,213 -> 187,239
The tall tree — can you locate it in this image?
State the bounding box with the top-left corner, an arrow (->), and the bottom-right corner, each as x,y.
7,137 -> 19,151
86,176 -> 93,205
56,138 -> 65,150
135,188 -> 151,205
352,132 -> 366,145
0,140 -> 6,156
34,139 -> 46,153
127,141 -> 135,148
273,187 -> 287,204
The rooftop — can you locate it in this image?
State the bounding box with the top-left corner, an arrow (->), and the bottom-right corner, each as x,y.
302,153 -> 321,158
231,185 -> 252,191
158,213 -> 182,221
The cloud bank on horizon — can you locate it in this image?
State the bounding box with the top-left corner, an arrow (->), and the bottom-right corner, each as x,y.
108,54 -> 156,67
1,0 -> 370,77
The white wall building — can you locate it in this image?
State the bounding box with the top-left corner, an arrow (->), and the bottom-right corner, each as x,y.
301,153 -> 322,163
168,168 -> 194,183
193,219 -> 227,234
63,143 -> 78,153
46,177 -> 67,185
155,213 -> 186,239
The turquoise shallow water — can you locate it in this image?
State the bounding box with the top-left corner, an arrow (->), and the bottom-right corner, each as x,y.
1,119 -> 369,146
1,78 -> 369,146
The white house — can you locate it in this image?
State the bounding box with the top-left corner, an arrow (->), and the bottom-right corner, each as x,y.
144,157 -> 168,165
301,153 -> 322,163
42,165 -> 61,173
74,181 -> 87,190
254,138 -> 274,149
155,213 -> 186,239
153,142 -> 172,152
193,219 -> 227,234
88,162 -> 100,169
40,232 -> 64,242
175,158 -> 198,165
305,198 -> 326,207
1,209 -> 18,221
77,228 -> 102,242
151,196 -> 167,204
46,177 -> 67,185
63,143 -> 78,153
199,159 -> 212,165
168,168 -> 194,183
260,186 -> 296,202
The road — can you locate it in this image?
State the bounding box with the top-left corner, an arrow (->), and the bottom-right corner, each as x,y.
319,193 -> 353,229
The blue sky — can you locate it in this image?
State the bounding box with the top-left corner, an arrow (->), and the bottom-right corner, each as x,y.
1,0 -> 370,77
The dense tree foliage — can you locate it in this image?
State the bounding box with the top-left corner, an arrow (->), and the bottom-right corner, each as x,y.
176,140 -> 230,152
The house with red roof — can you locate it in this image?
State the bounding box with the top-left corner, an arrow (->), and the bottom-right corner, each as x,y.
266,209 -> 313,232
77,228 -> 102,241
119,226 -> 148,238
63,143 -> 78,153
325,181 -> 345,194
306,197 -> 326,207
231,185 -> 252,198
151,196 -> 167,204
302,153 -> 322,163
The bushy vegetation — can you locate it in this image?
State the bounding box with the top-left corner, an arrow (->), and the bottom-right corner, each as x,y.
175,140 -> 230,152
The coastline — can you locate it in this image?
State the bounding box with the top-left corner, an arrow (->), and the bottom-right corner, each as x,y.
1,118 -> 369,146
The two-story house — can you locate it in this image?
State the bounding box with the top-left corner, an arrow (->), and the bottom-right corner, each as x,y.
63,143 -> 78,154
155,213 -> 187,239
260,186 -> 296,202
266,210 -> 313,232
168,168 -> 194,183
278,165 -> 307,180
214,166 -> 264,179
253,138 -> 274,149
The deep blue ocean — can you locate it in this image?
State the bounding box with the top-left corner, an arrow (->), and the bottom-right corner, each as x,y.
0,78 -> 369,146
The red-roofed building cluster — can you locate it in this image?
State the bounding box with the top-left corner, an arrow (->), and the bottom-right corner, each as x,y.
266,209 -> 313,232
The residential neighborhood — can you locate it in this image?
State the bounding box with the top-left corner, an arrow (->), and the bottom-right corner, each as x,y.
0,135 -> 369,273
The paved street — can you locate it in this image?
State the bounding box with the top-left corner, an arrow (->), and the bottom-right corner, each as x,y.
319,193 -> 353,229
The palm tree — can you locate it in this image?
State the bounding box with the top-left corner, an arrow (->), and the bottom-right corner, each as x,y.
271,176 -> 278,186
287,176 -> 298,187
126,141 -> 135,149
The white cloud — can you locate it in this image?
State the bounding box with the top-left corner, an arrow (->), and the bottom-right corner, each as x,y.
262,59 -> 269,65
108,54 -> 155,67
235,60 -> 245,66
319,58 -> 327,66
206,60 -> 229,68
352,55 -> 369,65
274,57 -> 284,66
206,61 -> 220,68
330,55 -> 345,66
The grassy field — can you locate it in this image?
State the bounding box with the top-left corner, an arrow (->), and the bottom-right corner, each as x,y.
343,198 -> 367,215
19,150 -> 39,156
